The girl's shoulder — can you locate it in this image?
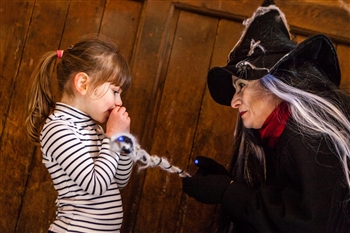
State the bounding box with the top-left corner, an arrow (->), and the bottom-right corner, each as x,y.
41,110 -> 102,140
43,113 -> 77,130
41,112 -> 82,140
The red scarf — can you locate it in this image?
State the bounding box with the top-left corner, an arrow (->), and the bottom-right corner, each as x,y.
259,101 -> 291,148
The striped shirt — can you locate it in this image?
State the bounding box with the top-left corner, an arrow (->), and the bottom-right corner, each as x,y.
40,103 -> 133,233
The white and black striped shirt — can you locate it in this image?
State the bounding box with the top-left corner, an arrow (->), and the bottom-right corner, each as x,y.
40,103 -> 133,232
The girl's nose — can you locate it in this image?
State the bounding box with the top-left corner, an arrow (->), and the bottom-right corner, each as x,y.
115,95 -> 123,106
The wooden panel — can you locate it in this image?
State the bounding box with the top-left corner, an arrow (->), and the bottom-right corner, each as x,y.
98,1 -> 144,232
180,18 -> 242,232
174,0 -> 350,44
100,0 -> 143,63
60,0 -> 106,49
295,35 -> 308,43
0,1 -> 33,135
277,0 -> 350,43
133,9 -> 219,232
0,2 -> 34,230
337,44 -> 350,87
117,2 -> 174,232
0,1 -> 69,232
124,1 -> 173,140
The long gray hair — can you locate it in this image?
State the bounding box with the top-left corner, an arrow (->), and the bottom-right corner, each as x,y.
231,62 -> 350,190
262,73 -> 350,189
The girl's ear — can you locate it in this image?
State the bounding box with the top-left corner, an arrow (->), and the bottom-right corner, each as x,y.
74,72 -> 89,95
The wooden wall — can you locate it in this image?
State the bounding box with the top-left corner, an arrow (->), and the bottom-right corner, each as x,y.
1,0 -> 349,232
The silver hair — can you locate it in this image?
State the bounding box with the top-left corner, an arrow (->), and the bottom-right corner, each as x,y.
261,74 -> 350,189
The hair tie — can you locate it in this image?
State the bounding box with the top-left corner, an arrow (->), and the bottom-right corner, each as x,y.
57,50 -> 64,59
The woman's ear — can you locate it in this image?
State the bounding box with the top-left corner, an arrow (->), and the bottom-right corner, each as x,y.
74,72 -> 89,95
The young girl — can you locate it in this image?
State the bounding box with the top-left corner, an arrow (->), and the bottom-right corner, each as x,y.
25,35 -> 133,233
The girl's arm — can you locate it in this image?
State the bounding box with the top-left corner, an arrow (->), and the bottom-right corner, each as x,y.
41,121 -> 119,196
114,154 -> 133,189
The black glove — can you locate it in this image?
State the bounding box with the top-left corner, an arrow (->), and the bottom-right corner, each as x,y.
182,156 -> 232,204
182,174 -> 232,204
193,156 -> 230,176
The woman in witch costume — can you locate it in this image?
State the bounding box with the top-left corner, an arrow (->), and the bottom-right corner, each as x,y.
182,0 -> 350,232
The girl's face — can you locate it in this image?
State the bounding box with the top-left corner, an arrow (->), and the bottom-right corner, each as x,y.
84,82 -> 123,123
231,77 -> 281,129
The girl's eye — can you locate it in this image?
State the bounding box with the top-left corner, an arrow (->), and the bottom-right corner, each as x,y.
112,86 -> 122,95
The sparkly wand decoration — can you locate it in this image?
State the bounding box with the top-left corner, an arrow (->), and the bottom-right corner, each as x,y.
110,133 -> 190,177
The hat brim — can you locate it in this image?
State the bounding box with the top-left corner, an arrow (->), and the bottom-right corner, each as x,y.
271,34 -> 340,86
207,66 -> 235,106
207,34 -> 340,106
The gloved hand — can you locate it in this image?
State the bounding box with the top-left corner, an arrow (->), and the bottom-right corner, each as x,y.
193,156 -> 230,176
182,156 -> 232,204
182,174 -> 232,204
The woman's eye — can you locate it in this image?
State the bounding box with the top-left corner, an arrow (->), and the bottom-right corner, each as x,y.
238,82 -> 246,88
235,80 -> 247,93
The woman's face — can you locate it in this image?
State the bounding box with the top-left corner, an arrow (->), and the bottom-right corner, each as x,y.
231,77 -> 281,129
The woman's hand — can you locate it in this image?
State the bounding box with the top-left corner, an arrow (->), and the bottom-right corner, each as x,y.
182,156 -> 232,204
105,106 -> 130,137
182,174 -> 232,204
193,156 -> 231,176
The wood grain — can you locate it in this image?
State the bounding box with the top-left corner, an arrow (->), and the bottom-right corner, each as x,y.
1,1 -> 69,232
0,0 -> 349,232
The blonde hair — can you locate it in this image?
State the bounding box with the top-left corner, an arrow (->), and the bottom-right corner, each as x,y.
25,34 -> 131,144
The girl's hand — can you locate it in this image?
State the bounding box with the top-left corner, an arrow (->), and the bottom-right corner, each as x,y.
105,106 -> 130,137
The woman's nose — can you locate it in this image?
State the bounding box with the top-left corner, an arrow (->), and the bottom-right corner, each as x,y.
231,94 -> 240,109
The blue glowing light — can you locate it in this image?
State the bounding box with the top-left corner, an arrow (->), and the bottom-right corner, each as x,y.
194,159 -> 199,165
117,136 -> 124,142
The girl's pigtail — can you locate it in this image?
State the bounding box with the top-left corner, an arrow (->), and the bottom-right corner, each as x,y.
25,51 -> 57,144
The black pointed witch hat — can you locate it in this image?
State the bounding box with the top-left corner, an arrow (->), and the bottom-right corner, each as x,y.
207,0 -> 341,106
